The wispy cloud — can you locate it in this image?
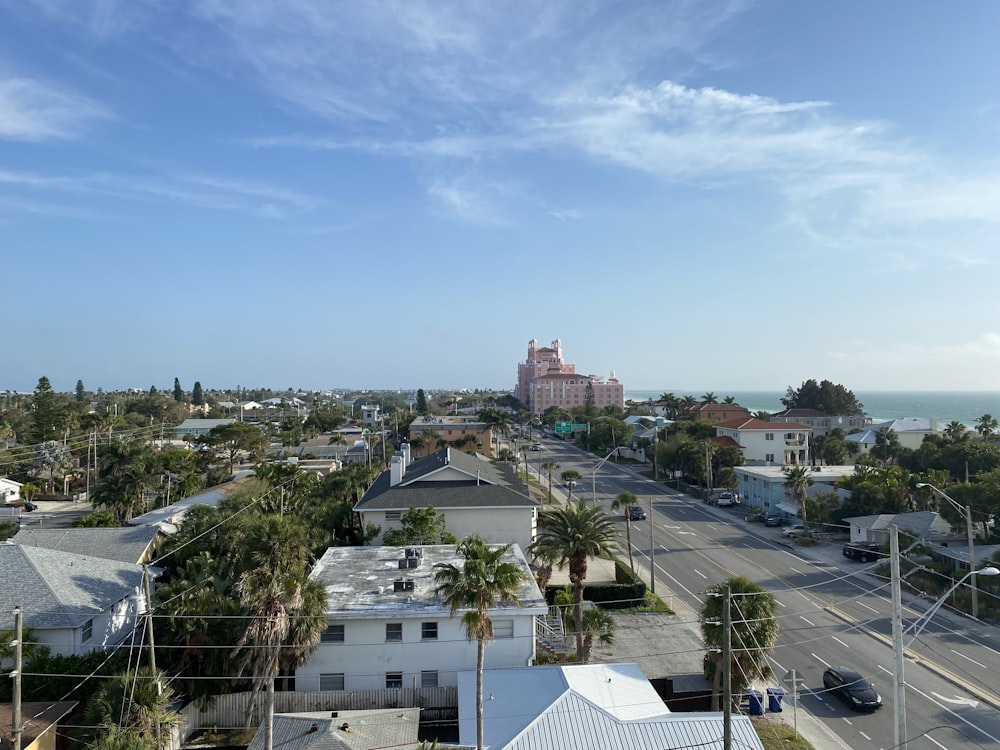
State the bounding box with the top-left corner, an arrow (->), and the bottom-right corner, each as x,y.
0,166 -> 319,219
0,76 -> 110,141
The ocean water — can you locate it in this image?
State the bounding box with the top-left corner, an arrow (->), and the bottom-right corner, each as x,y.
625,390 -> 1000,429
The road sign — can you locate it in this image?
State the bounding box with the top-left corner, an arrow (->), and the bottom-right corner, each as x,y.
555,422 -> 572,434
782,669 -> 805,687
572,423 -> 589,430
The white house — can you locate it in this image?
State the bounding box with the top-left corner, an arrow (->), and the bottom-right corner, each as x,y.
846,418 -> 944,453
0,477 -> 23,503
0,542 -> 149,657
295,544 -> 547,693
458,663 -> 766,750
355,446 -> 540,551
714,417 -> 812,466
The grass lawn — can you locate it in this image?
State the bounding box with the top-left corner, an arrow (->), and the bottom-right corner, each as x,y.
751,718 -> 815,750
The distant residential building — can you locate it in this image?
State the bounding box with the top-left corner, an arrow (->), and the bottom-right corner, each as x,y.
846,418 -> 944,453
356,446 -> 539,551
0,476 -> 23,503
686,401 -> 751,423
736,465 -> 855,515
516,338 -> 624,416
770,408 -> 867,436
408,415 -> 494,457
361,404 -> 381,426
715,417 -> 812,466
174,418 -> 236,438
295,544 -> 546,692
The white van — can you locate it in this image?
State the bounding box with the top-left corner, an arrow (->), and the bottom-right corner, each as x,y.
716,491 -> 736,507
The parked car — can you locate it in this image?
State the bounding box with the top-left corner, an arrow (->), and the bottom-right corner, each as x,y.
626,505 -> 647,521
782,525 -> 810,538
822,666 -> 882,711
763,513 -> 783,527
842,542 -> 883,563
530,444 -> 542,451
716,491 -> 736,507
4,501 -> 37,512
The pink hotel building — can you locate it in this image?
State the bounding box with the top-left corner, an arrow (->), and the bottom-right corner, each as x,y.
516,338 -> 625,416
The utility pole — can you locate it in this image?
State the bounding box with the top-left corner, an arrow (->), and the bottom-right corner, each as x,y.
722,584 -> 732,750
143,566 -> 163,749
649,494 -> 655,594
12,606 -> 22,750
890,525 -> 907,750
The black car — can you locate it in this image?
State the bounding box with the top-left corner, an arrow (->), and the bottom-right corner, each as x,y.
763,513 -> 782,527
823,667 -> 882,711
842,542 -> 882,563
627,505 -> 647,521
4,501 -> 37,512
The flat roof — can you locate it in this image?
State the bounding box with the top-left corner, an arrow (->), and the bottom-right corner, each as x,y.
736,465 -> 854,481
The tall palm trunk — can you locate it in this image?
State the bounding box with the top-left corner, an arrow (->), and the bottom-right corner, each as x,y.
476,636 -> 486,750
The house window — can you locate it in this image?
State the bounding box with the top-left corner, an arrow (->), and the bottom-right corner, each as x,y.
421,622 -> 438,640
765,454 -> 775,463
494,619 -> 514,638
386,672 -> 403,689
385,511 -> 402,522
765,433 -> 774,441
421,670 -> 439,688
320,673 -> 345,691
82,619 -> 93,642
386,622 -> 403,642
321,624 -> 344,643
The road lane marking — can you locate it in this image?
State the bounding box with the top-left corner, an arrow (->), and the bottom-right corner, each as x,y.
841,717 -> 853,726
950,649 -> 987,669
832,636 -> 848,648
811,653 -> 830,667
694,569 -> 708,579
907,681 -> 1000,744
931,692 -> 979,708
790,567 -> 803,574
876,665 -> 892,676
800,616 -> 815,626
775,600 -> 786,607
859,731 -> 872,741
858,602 -> 879,613
926,736 -> 948,750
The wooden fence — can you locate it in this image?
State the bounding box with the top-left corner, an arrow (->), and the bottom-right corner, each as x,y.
178,687 -> 458,735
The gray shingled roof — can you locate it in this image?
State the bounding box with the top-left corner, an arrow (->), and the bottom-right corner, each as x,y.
844,511 -> 955,539
12,526 -> 161,565
247,709 -> 422,750
355,448 -> 538,511
0,543 -> 145,631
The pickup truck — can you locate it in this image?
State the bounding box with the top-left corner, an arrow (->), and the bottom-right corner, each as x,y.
842,542 -> 882,563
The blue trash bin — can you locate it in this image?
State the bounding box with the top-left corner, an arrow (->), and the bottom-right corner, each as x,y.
766,687 -> 784,712
747,690 -> 764,716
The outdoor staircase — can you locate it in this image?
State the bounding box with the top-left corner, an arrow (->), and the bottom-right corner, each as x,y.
535,608 -> 573,656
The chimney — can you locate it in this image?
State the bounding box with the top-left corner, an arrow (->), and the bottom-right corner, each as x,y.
401,442 -> 411,465
390,453 -> 404,486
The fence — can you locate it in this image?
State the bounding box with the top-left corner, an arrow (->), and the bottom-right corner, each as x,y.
178,686 -> 459,736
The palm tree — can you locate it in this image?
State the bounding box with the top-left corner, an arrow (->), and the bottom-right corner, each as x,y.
723,395 -> 736,404
945,421 -> 968,441
559,469 -> 582,503
700,576 -> 779,710
434,536 -> 528,750
782,465 -> 814,528
84,666 -> 181,750
610,491 -> 638,572
530,500 -> 617,657
701,392 -> 718,404
541,461 -> 559,502
553,586 -> 616,663
976,414 -> 998,439
420,428 -> 439,457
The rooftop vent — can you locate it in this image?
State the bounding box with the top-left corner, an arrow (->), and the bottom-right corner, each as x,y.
398,557 -> 420,569
393,578 -> 415,592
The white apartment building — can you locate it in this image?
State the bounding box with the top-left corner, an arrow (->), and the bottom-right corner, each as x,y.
714,417 -> 812,466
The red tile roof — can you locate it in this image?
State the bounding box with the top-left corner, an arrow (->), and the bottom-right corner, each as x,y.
714,417 -> 812,431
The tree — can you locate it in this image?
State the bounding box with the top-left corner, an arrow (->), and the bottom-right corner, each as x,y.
84,667 -> 181,750
541,461 -> 559,502
872,426 -> 901,464
553,586 -> 616,663
30,376 -> 60,443
782,465 -> 814,527
202,422 -> 267,474
33,440 -> 71,493
383,506 -> 457,546
610,491 -> 638,572
75,379 -> 86,403
723,395 -> 736,404
583,382 -> 596,417
701,392 -> 718,404
192,381 -> 205,406
700,576 -> 779,710
416,389 -> 428,414
530,500 -> 617,657
945,421 -> 969,441
559,469 -> 582,503
781,379 -> 863,415
976,414 -> 998,439
173,378 -> 184,402
434,536 -> 527,750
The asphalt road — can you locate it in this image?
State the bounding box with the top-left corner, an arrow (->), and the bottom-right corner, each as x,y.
527,434 -> 1000,750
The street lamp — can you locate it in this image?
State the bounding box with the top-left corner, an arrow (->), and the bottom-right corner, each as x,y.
592,447 -> 621,502
906,566 -> 1000,646
916,482 -> 980,619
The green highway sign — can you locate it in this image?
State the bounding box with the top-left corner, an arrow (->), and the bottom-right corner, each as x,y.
555,421 -> 572,434
573,423 -> 589,430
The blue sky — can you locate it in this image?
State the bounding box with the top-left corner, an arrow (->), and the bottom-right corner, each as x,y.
4,1 -> 1000,394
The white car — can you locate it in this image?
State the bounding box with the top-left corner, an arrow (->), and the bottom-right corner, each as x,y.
716,492 -> 736,507
530,444 -> 542,451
